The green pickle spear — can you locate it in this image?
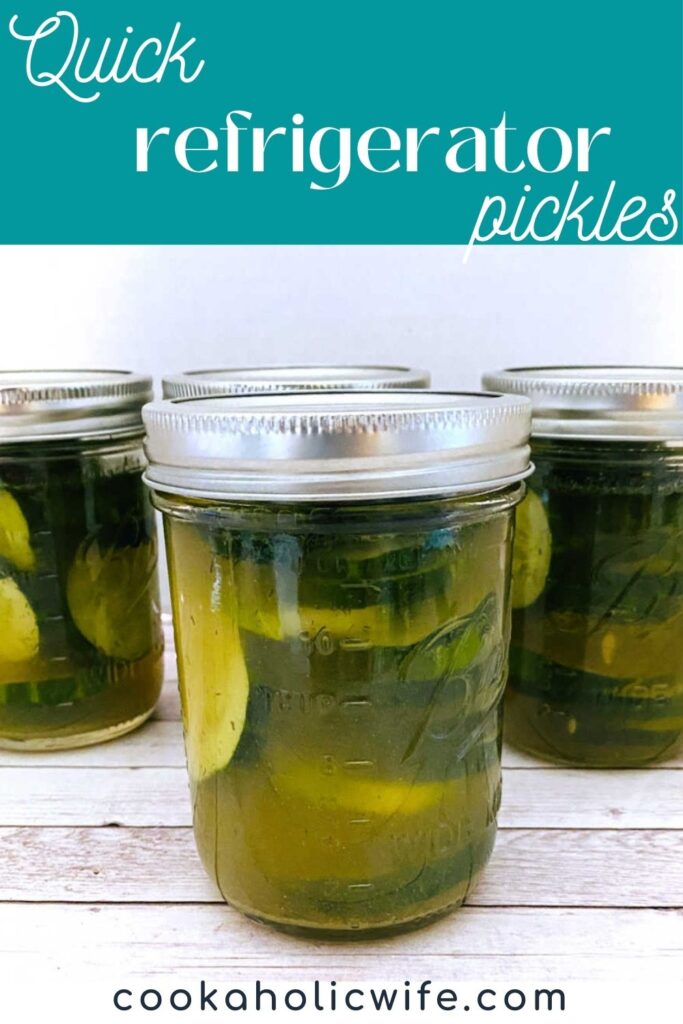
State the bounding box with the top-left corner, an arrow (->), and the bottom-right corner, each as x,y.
169,522 -> 249,782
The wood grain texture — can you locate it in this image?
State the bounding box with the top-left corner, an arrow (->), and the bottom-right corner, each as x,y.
153,675 -> 182,721
0,826 -> 680,908
0,720 -> 185,768
0,766 -> 190,827
501,769 -> 683,828
0,903 -> 679,983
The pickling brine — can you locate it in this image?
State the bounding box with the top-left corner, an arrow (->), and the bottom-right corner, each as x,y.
0,371 -> 164,750
507,438 -> 683,766
145,388 -> 531,936
0,438 -> 164,747
162,493 -> 517,935
482,365 -> 683,767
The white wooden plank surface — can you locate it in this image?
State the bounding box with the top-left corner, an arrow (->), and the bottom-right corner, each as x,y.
0,719 -> 185,768
1,763 -> 680,828
0,766 -> 190,826
0,903 -> 679,983
502,769 -> 683,828
0,826 -> 680,907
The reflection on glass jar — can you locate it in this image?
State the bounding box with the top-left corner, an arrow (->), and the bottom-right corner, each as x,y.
0,371 -> 164,750
145,389 -> 531,936
483,366 -> 683,767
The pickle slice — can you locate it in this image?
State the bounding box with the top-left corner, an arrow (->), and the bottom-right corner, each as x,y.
289,596 -> 461,649
67,537 -> 158,661
511,489 -> 551,609
170,524 -> 249,781
0,490 -> 35,572
519,605 -> 683,681
298,530 -> 456,583
235,550 -> 497,648
229,515 -> 508,648
270,758 -> 455,816
0,577 -> 39,664
231,756 -> 497,887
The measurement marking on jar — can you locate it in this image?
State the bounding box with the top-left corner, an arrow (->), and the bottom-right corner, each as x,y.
349,818 -> 372,826
341,698 -> 373,708
343,759 -> 375,772
347,883 -> 375,892
339,638 -> 373,651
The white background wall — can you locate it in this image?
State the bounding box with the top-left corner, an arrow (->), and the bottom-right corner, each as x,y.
0,246 -> 680,383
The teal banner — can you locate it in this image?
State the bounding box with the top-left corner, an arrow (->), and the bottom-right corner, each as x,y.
1,0 -> 681,247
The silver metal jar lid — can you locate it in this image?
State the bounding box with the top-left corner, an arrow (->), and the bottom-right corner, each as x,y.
0,370 -> 153,442
482,366 -> 683,442
143,390 -> 532,502
162,364 -> 431,399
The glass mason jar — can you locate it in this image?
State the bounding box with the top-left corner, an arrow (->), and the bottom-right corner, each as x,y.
161,364 -> 431,399
144,389 -> 531,937
0,371 -> 164,750
483,366 -> 683,767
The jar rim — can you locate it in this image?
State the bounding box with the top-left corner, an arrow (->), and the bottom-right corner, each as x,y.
143,389 -> 532,502
482,365 -> 683,441
0,369 -> 152,442
162,364 -> 431,398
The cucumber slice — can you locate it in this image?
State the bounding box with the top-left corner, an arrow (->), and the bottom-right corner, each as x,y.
0,577 -> 39,664
511,489 -> 551,609
235,551 -> 498,648
268,757 -> 472,817
170,523 -> 249,781
518,605 -> 683,681
230,514 -> 506,648
66,536 -> 158,661
299,530 -> 456,583
0,490 -> 35,572
237,579 -> 465,648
